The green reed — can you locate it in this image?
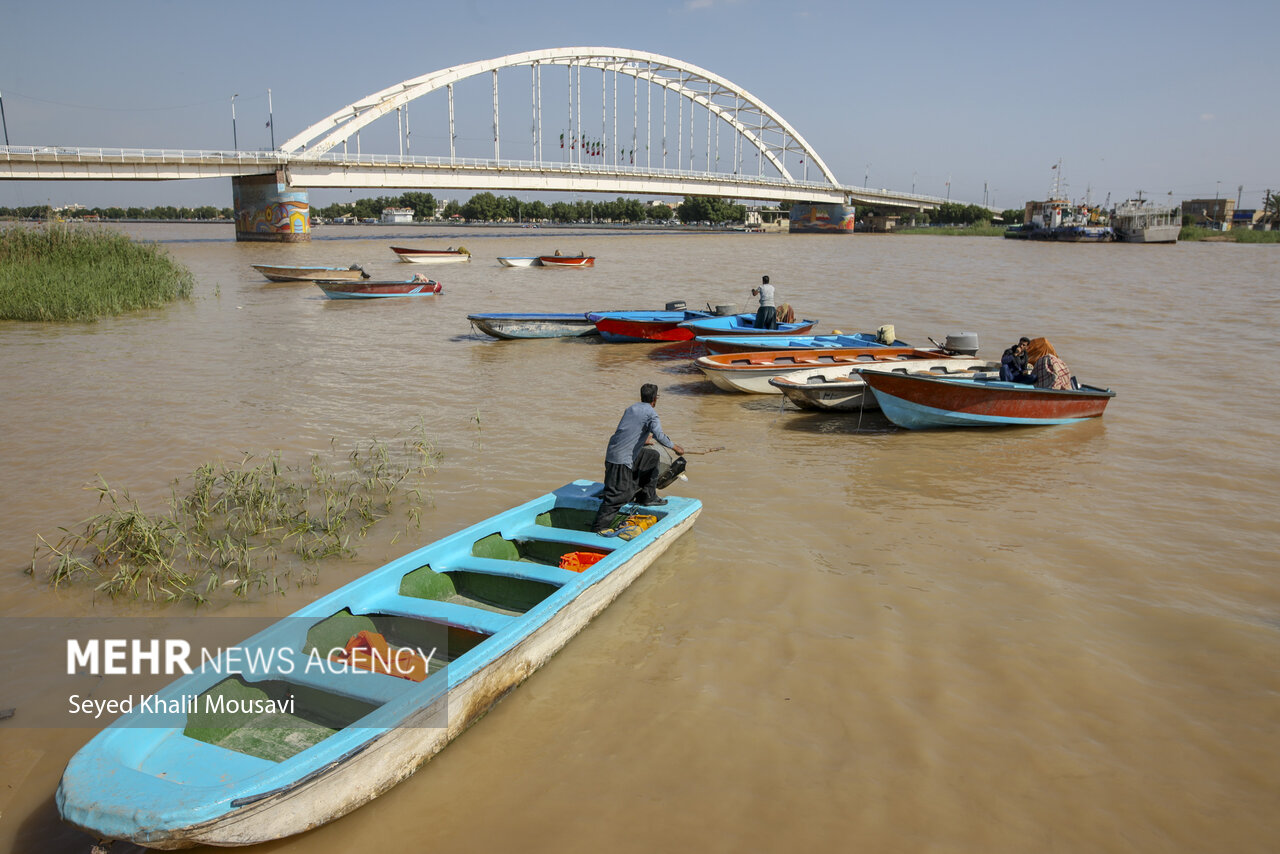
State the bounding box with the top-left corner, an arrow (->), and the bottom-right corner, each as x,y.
32,424 -> 443,605
0,224 -> 195,321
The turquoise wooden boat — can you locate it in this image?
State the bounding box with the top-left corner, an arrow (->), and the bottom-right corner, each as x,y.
677,313 -> 818,337
860,371 -> 1116,429
57,481 -> 701,848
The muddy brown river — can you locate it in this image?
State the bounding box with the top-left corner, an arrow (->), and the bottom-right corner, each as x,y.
1,224 -> 1277,852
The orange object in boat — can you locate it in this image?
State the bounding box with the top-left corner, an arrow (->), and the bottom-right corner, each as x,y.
559,551 -> 607,572
332,630 -> 429,682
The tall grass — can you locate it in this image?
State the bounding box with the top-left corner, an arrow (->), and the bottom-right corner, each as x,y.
31,424 -> 443,605
1179,225 -> 1280,243
897,223 -> 1008,237
0,224 -> 195,321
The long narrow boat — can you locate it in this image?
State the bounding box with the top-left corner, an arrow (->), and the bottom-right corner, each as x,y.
695,348 -> 966,394
587,310 -> 713,343
252,264 -> 370,283
467,312 -> 600,339
497,256 -> 542,267
768,359 -> 998,409
677,313 -> 818,338
538,254 -> 594,267
57,481 -> 701,848
859,371 -> 1116,429
697,331 -> 910,355
390,246 -> 471,264
316,278 -> 443,299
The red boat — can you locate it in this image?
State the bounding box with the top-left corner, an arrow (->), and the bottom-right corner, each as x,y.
315,278 -> 443,299
586,310 -> 713,342
538,253 -> 594,267
859,370 -> 1116,429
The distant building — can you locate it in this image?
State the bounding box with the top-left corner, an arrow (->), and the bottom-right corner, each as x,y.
1182,198 -> 1235,230
381,207 -> 414,224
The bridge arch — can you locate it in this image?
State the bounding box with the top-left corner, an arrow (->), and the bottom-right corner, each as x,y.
280,47 -> 839,188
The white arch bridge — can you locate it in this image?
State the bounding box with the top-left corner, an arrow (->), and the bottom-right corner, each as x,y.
1,47 -> 953,229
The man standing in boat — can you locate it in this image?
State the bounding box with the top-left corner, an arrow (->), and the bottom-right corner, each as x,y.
591,383 -> 684,534
752,275 -> 777,330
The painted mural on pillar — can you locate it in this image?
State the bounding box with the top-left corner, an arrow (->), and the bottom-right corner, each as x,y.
788,203 -> 856,233
232,174 -> 310,238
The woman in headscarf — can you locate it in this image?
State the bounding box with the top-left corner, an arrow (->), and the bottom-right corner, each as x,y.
1025,338 -> 1073,390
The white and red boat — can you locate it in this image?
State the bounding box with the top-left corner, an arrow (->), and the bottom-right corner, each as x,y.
316,277 -> 443,299
538,253 -> 594,267
391,246 -> 471,264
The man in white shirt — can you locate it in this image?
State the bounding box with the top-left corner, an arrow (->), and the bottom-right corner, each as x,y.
751,275 -> 777,330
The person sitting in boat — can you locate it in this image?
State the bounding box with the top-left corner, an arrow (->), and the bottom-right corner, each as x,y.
1026,338 -> 1073,390
751,275 -> 778,330
1000,337 -> 1034,383
591,383 -> 684,535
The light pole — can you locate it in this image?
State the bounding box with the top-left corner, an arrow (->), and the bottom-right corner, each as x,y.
0,89 -> 10,146
864,163 -> 870,187
231,94 -> 239,150
912,171 -> 917,194
267,89 -> 275,150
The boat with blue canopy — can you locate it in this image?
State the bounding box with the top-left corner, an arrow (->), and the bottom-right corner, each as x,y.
57,481 -> 701,848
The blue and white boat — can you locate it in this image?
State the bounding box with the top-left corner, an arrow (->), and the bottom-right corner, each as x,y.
57,481 -> 701,848
467,312 -> 600,339
677,313 -> 818,338
698,331 -> 910,355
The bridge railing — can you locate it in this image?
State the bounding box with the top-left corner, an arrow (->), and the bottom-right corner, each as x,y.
0,145 -> 287,166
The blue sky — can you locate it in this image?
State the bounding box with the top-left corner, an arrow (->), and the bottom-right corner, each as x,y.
2,0 -> 1275,211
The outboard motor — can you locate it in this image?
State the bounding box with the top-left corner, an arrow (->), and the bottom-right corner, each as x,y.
665,300 -> 687,311
941,332 -> 980,356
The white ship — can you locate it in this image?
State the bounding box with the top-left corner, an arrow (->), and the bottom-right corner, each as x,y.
1111,198 -> 1181,244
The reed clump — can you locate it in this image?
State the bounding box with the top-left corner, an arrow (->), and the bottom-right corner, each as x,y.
32,425 -> 443,604
0,224 -> 195,321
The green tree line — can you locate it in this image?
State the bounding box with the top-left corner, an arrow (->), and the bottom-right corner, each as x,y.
0,205 -> 233,221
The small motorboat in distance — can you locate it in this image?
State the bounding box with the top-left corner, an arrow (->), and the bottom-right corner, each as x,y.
697,331 -> 910,355
56,481 -> 702,847
497,257 -> 543,267
588,310 -> 713,342
678,313 -> 818,338
252,264 -> 370,283
391,246 -> 472,264
316,277 -> 443,299
468,312 -> 600,339
859,370 -> 1116,429
538,253 -> 594,267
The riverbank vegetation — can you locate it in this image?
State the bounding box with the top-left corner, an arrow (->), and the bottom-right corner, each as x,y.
0,225 -> 195,321
30,426 -> 443,605
1178,225 -> 1280,243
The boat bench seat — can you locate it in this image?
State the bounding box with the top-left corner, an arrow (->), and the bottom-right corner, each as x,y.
505,523 -> 619,551
266,649 -> 415,706
441,556 -> 580,588
367,593 -> 516,636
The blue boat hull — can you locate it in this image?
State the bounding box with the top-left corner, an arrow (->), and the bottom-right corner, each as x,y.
57,482 -> 701,847
698,332 -> 909,355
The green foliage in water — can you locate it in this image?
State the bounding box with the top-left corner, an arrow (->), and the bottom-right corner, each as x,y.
31,424 -> 443,605
0,224 -> 195,321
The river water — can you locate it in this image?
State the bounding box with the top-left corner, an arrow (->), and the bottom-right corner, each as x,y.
1,224 -> 1277,852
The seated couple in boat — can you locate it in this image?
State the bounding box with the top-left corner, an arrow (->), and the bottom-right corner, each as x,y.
592,383 -> 684,535
1002,337 -> 1073,389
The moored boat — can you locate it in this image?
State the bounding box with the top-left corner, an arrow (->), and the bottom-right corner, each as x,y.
1111,198 -> 1181,244
587,310 -> 713,343
391,246 -> 472,264
497,256 -> 543,267
316,278 -> 443,299
677,313 -> 818,338
859,370 -> 1116,429
467,312 -> 600,339
538,253 -> 594,267
252,264 -> 370,283
57,481 -> 702,848
697,331 -> 909,355
768,358 -> 998,408
696,348 -> 978,394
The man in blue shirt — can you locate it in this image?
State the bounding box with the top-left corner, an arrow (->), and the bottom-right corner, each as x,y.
591,383 -> 685,534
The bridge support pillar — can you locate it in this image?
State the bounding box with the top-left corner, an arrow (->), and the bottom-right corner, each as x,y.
232,171 -> 310,242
